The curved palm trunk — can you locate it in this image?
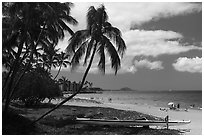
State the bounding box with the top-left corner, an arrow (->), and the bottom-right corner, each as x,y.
9,69 -> 25,101
32,44 -> 97,124
3,69 -> 12,92
2,49 -> 29,102
3,4 -> 31,113
8,24 -> 46,103
3,24 -> 45,112
4,40 -> 25,113
53,63 -> 62,80
2,71 -> 12,101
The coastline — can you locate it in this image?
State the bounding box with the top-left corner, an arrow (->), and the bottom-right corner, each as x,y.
52,97 -> 202,135
4,101 -> 180,135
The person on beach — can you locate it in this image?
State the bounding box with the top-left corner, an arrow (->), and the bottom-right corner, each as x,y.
108,98 -> 112,103
177,103 -> 180,109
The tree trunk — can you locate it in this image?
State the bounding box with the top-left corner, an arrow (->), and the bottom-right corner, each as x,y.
8,69 -> 25,100
2,71 -> 12,102
3,3 -> 31,112
53,63 -> 62,80
32,44 -> 97,124
8,23 -> 45,101
4,41 -> 24,113
3,69 -> 12,94
3,23 -> 45,113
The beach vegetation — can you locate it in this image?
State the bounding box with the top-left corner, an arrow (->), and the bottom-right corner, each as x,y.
2,2 -> 77,113
53,52 -> 71,80
34,4 -> 126,123
58,76 -> 70,91
12,67 -> 62,107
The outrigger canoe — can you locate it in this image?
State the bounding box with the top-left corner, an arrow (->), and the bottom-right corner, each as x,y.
76,117 -> 191,127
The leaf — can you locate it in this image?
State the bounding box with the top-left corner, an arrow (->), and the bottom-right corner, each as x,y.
102,36 -> 121,75
97,43 -> 105,74
83,39 -> 94,66
70,40 -> 88,70
66,30 -> 90,56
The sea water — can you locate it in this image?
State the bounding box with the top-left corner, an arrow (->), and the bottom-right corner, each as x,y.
73,90 -> 202,110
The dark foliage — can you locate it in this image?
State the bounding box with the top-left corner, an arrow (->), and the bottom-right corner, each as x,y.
13,67 -> 62,107
2,111 -> 36,135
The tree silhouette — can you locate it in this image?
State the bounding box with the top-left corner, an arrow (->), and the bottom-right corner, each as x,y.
33,4 -> 126,123
58,76 -> 69,91
2,2 -> 77,113
53,52 -> 71,80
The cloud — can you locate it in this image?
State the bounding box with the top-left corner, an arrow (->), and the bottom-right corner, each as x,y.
59,28 -> 201,74
56,2 -> 202,75
59,2 -> 202,55
127,57 -> 164,73
87,56 -> 164,74
69,2 -> 201,32
123,29 -> 201,57
172,57 -> 202,73
107,2 -> 201,31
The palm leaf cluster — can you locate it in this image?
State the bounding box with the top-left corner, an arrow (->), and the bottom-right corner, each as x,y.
2,2 -> 77,71
30,4 -> 127,123
66,5 -> 126,75
2,2 -> 77,113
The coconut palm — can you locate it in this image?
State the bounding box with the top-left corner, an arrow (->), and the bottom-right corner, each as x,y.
42,45 -> 60,72
33,4 -> 126,123
3,2 -> 77,113
58,76 -> 69,91
53,52 -> 71,80
87,81 -> 93,88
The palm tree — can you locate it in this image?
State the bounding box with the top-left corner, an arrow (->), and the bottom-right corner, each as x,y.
53,52 -> 71,80
2,2 -> 77,113
58,76 -> 69,91
33,4 -> 126,123
87,81 -> 93,89
42,45 -> 60,72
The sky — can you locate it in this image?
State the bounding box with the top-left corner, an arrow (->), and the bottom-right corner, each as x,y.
52,2 -> 202,91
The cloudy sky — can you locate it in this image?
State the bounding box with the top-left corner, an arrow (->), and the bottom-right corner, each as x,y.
53,2 -> 202,91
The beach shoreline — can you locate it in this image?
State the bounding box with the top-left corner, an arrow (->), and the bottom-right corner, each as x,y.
3,101 -> 181,135
52,97 -> 202,135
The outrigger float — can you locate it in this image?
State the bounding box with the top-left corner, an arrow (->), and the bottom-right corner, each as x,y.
75,117 -> 191,127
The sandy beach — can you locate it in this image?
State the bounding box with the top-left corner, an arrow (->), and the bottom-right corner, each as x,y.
3,101 -> 180,135
103,103 -> 202,135
4,97 -> 201,135
56,97 -> 202,135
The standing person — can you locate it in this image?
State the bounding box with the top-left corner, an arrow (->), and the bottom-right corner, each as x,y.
177,103 -> 180,109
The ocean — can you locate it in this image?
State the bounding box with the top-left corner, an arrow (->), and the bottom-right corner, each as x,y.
73,90 -> 202,110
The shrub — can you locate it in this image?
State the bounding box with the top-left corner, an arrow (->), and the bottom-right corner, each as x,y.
13,67 -> 62,107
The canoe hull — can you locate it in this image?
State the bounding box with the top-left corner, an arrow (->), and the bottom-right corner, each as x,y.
76,118 -> 191,127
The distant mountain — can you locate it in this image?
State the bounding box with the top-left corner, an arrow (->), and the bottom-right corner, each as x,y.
102,87 -> 136,91
120,87 -> 134,91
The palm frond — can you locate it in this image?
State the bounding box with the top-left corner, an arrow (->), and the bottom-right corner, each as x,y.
83,39 -> 94,66
70,40 -> 88,70
61,15 -> 78,26
96,4 -> 108,27
97,43 -> 105,74
104,26 -> 121,39
66,30 -> 90,56
58,19 -> 74,35
104,26 -> 126,57
102,36 -> 121,75
87,6 -> 97,31
115,35 -> 126,57
103,22 -> 112,28
63,60 -> 71,65
62,63 -> 67,68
